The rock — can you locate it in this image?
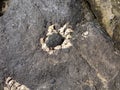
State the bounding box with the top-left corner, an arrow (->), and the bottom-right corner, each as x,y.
86,0 -> 114,36
45,33 -> 65,48
82,85 -> 92,90
86,0 -> 120,50
0,0 -> 10,16
4,77 -> 30,90
0,0 -> 120,90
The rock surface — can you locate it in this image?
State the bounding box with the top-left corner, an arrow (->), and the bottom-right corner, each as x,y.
86,0 -> 120,50
0,0 -> 120,90
0,0 -> 11,16
46,33 -> 64,48
86,0 -> 114,36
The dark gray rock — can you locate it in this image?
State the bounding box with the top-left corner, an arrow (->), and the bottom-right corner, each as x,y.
0,0 -> 120,90
46,33 -> 64,48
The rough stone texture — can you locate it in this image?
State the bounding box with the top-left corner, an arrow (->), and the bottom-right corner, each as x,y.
0,0 -> 10,16
86,0 -> 114,36
46,33 -> 64,48
86,0 -> 120,50
111,0 -> 120,50
0,0 -> 120,90
4,77 -> 30,90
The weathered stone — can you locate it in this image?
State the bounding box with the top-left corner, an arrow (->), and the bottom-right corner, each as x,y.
86,0 -> 114,36
82,85 -> 92,90
46,33 -> 65,48
110,0 -> 120,50
86,0 -> 120,50
0,0 -> 10,16
0,0 -> 120,90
